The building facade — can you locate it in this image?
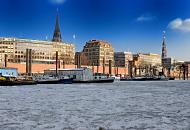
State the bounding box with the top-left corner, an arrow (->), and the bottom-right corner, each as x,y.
114,52 -> 133,67
133,53 -> 161,67
0,37 -> 75,66
82,40 -> 114,66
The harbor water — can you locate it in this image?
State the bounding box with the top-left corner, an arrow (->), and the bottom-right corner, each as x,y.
1,81 -> 190,130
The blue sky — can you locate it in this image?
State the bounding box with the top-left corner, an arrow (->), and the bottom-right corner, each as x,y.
0,0 -> 190,60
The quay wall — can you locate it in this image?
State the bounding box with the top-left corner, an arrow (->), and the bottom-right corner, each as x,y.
7,62 -> 128,75
5,62 -> 190,79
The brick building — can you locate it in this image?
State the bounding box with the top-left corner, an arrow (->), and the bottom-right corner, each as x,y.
114,52 -> 133,67
82,40 -> 114,66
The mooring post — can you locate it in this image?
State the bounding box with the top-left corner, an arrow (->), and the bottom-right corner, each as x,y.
96,60 -> 99,73
109,60 -> 112,76
26,49 -> 29,75
187,65 -> 189,80
103,57 -> 105,74
4,54 -> 7,68
29,49 -> 32,76
182,64 -> 186,80
56,51 -> 58,76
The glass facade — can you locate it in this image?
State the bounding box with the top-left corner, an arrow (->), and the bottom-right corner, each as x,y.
0,37 -> 75,66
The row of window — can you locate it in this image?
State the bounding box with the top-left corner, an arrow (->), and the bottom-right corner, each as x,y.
0,50 -> 13,53
0,42 -> 14,45
14,55 -> 52,59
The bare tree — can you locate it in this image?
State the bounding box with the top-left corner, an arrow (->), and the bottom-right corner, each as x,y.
60,53 -> 73,65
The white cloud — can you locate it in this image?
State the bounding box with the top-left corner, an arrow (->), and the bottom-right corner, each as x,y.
50,0 -> 66,4
136,14 -> 155,22
168,18 -> 190,32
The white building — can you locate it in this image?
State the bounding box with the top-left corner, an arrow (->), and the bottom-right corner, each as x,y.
44,68 -> 93,81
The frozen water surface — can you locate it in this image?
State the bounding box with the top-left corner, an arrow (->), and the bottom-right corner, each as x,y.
1,81 -> 190,130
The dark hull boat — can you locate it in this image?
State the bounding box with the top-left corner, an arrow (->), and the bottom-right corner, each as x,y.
36,79 -> 59,84
120,77 -> 168,81
36,78 -> 73,84
72,78 -> 114,83
169,77 -> 175,80
0,80 -> 37,86
59,78 -> 73,84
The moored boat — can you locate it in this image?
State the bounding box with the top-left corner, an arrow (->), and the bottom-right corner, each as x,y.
44,68 -> 114,84
72,73 -> 114,83
0,67 -> 37,86
0,80 -> 37,86
33,75 -> 73,84
120,76 -> 168,81
72,78 -> 114,83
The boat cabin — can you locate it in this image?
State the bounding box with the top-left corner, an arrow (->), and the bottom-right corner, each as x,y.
0,68 -> 18,78
44,68 -> 93,81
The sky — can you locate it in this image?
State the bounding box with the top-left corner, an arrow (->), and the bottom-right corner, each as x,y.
0,0 -> 190,60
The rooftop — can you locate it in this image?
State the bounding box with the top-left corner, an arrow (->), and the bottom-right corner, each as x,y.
0,37 -> 73,46
46,68 -> 90,71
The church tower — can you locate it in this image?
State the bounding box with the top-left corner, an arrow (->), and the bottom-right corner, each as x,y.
52,15 -> 62,42
162,31 -> 167,59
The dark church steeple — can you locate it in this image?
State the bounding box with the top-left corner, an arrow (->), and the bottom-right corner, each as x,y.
52,15 -> 62,42
162,31 -> 167,59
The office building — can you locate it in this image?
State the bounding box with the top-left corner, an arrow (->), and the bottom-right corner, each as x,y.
114,52 -> 133,67
82,40 -> 114,66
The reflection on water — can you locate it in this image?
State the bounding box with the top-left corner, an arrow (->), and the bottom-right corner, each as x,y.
1,81 -> 190,130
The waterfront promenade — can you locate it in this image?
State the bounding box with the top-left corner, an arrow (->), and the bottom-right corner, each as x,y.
0,81 -> 190,130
